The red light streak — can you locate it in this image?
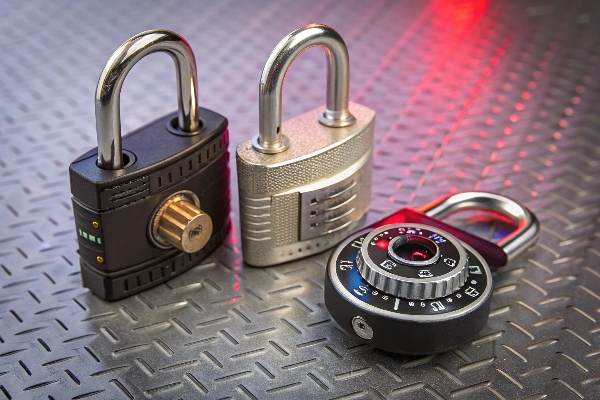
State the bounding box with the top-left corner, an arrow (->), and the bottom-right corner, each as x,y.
412,251 -> 428,260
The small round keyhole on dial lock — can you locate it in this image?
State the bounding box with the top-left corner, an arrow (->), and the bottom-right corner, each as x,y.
352,316 -> 373,339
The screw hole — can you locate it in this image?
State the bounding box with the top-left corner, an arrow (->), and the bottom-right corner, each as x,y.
310,198 -> 318,205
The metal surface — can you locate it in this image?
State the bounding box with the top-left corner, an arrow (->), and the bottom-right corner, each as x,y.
96,30 -> 200,169
254,24 -> 355,153
0,0 -> 599,398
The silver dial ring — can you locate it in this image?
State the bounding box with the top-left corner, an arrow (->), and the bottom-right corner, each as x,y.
357,223 -> 468,300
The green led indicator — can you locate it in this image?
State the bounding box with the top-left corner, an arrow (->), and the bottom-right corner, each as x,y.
79,228 -> 102,245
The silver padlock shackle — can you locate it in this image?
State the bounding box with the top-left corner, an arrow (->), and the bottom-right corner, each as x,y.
95,30 -> 200,170
417,191 -> 540,263
253,23 -> 357,154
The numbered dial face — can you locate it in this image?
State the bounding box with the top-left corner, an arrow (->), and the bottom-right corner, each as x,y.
334,230 -> 490,317
357,224 -> 468,300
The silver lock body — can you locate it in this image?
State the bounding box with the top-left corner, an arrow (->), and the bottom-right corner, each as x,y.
237,102 -> 375,266
237,23 -> 375,266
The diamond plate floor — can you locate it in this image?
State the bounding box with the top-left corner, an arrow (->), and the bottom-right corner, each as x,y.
1,0 -> 599,399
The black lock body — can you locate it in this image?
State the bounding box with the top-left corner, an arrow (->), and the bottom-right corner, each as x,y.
70,108 -> 230,300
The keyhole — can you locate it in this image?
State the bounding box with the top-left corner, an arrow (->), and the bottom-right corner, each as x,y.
358,322 -> 365,330
189,225 -> 202,240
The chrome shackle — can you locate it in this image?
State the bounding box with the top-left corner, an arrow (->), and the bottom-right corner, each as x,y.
253,23 -> 357,154
418,191 -> 540,263
95,29 -> 200,170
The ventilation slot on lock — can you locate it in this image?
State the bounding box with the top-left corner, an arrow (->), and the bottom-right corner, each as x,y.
299,177 -> 360,241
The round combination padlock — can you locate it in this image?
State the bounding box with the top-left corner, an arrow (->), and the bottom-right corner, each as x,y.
324,192 -> 540,355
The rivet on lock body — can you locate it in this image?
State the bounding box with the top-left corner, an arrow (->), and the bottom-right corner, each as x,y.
237,24 -> 376,266
69,30 -> 231,300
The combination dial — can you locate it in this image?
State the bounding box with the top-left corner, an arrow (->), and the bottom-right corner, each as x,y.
357,224 -> 468,300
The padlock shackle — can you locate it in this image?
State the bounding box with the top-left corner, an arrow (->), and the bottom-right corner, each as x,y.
253,23 -> 356,154
95,30 -> 200,170
417,192 -> 540,263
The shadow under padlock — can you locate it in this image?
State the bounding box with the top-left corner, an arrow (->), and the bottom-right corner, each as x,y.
69,30 -> 231,301
236,23 -> 376,267
325,191 -> 540,355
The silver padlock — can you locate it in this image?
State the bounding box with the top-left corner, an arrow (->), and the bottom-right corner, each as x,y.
236,24 -> 376,266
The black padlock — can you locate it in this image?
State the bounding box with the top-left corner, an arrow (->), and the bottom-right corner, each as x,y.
69,30 -> 231,300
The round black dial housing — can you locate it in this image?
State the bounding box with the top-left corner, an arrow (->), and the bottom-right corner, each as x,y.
324,225 -> 493,355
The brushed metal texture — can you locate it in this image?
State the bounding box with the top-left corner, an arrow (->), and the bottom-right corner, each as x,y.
237,103 -> 375,266
237,103 -> 375,194
271,192 -> 299,246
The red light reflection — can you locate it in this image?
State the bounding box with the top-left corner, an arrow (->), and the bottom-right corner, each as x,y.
376,239 -> 390,249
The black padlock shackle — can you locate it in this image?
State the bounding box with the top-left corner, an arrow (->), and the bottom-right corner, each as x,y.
95,29 -> 200,170
253,23 -> 357,154
417,191 -> 540,263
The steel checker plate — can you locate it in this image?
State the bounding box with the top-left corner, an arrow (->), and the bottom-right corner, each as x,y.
0,0 -> 599,399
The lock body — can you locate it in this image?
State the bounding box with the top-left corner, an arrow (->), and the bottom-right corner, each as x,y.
237,103 -> 375,266
324,192 -> 540,354
70,108 -> 230,300
325,226 -> 492,354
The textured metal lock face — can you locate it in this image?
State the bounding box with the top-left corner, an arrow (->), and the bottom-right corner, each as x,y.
68,31 -> 231,300
237,102 -> 375,266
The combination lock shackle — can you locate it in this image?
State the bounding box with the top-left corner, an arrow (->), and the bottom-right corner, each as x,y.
96,29 -> 201,170
253,23 -> 357,153
324,191 -> 540,354
417,191 -> 540,263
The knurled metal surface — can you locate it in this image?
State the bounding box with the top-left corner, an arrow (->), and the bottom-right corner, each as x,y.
0,0 -> 599,399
